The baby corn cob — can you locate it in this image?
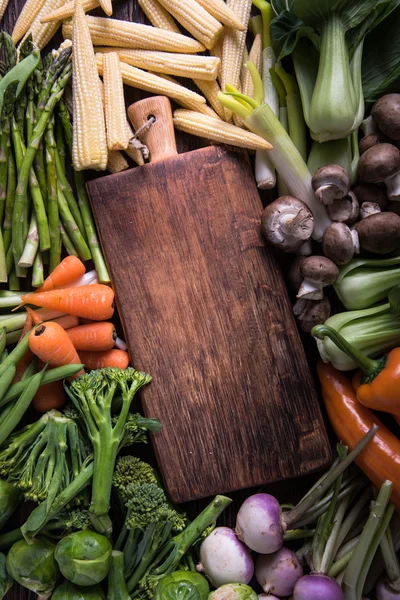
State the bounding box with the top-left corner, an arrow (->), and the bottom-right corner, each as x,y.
138,0 -> 180,32
0,0 -> 8,21
21,0 -> 65,49
63,16 -> 205,53
241,33 -> 262,98
72,0 -> 108,171
98,0 -> 112,16
12,0 -> 46,42
173,109 -> 272,151
41,0 -> 116,24
221,0 -> 252,93
156,0 -> 223,50
210,36 -> 223,62
193,78 -> 226,120
96,48 -> 220,81
151,73 -> 221,118
107,150 -> 129,173
96,55 -> 207,107
124,121 -> 146,165
196,0 -> 245,30
103,53 -> 131,151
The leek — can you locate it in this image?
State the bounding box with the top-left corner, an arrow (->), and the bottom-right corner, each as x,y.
314,303 -> 400,371
334,256 -> 400,311
253,0 -> 279,190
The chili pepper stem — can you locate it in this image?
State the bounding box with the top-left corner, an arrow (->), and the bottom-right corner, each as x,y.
284,425 -> 378,528
312,324 -> 384,376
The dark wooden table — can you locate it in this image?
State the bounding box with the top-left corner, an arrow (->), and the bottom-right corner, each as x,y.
0,2 -> 331,597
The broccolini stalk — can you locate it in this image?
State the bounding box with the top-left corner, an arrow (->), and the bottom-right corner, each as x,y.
66,368 -> 159,535
218,66 -> 332,241
108,550 -> 131,600
130,495 -> 232,599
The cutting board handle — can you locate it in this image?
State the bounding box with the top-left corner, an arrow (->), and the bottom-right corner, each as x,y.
128,96 -> 178,163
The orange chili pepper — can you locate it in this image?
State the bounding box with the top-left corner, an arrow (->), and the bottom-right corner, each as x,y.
317,360 -> 400,511
313,324 -> 400,421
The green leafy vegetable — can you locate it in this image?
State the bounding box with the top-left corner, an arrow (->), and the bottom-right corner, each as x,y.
0,552 -> 12,599
52,580 -> 106,600
6,537 -> 59,598
155,571 -> 210,600
55,530 -> 112,587
0,479 -> 20,531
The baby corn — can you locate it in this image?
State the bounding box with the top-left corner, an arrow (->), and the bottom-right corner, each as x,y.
221,0 -> 252,92
72,0 -> 108,171
193,78 -> 226,121
98,0 -> 112,16
21,0 -> 65,49
196,0 -> 245,30
96,55 -> 206,107
63,16 -> 205,53
107,150 -> 129,173
103,53 -> 131,151
138,0 -> 180,32
96,48 -> 220,81
173,109 -> 272,151
12,0 -> 46,42
153,74 -> 220,118
156,0 -> 223,50
41,0 -> 116,24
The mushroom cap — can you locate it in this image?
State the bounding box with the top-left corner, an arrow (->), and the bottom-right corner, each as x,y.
359,133 -> 390,154
358,143 -> 400,183
353,183 -> 389,210
355,211 -> 400,254
371,94 -> 400,141
288,256 -> 307,292
300,255 -> 339,284
327,191 -> 359,223
312,164 -> 350,204
261,196 -> 314,253
293,297 -> 331,333
322,222 -> 355,265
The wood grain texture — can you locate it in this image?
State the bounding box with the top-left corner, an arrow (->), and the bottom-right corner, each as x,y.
88,143 -> 331,503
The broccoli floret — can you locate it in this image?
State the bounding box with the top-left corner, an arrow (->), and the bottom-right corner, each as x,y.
66,367 -> 158,534
113,456 -> 159,504
125,483 -> 187,534
43,508 -> 92,538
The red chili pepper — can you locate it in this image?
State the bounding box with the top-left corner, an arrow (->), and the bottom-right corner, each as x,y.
317,360 -> 400,511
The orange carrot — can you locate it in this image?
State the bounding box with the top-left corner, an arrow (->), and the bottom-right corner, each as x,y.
66,322 -> 117,352
36,256 -> 86,293
28,322 -> 84,378
13,313 -> 35,384
26,306 -> 44,325
79,349 -> 130,370
53,315 -> 80,330
33,380 -> 66,413
21,285 -> 114,321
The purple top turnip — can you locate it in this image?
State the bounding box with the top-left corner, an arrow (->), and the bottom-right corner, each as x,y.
255,546 -> 303,597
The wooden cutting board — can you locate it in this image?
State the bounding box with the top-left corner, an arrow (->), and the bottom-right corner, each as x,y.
87,96 -> 331,503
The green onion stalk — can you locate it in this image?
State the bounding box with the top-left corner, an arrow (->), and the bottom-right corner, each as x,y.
218,65 -> 332,241
253,0 -> 279,190
311,302 -> 400,371
334,256 -> 400,311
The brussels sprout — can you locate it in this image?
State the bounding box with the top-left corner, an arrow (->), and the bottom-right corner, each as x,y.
209,584 -> 258,600
52,580 -> 106,599
55,530 -> 112,586
0,552 -> 12,599
6,537 -> 59,598
156,571 -> 210,600
0,479 -> 20,531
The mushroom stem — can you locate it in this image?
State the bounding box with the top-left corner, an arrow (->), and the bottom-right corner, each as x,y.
297,279 -> 324,300
385,172 -> 400,201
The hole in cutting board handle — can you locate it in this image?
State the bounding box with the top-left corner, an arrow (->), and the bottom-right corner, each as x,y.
147,114 -> 157,122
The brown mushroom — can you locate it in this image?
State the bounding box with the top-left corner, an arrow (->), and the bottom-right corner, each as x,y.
352,183 -> 389,211
355,212 -> 400,254
371,94 -> 400,141
359,202 -> 381,219
357,144 -> 400,201
322,222 -> 359,265
312,165 -> 350,205
326,191 -> 359,223
293,297 -> 331,333
359,132 -> 390,154
297,256 -> 339,300
261,196 -> 314,253
288,256 -> 307,292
